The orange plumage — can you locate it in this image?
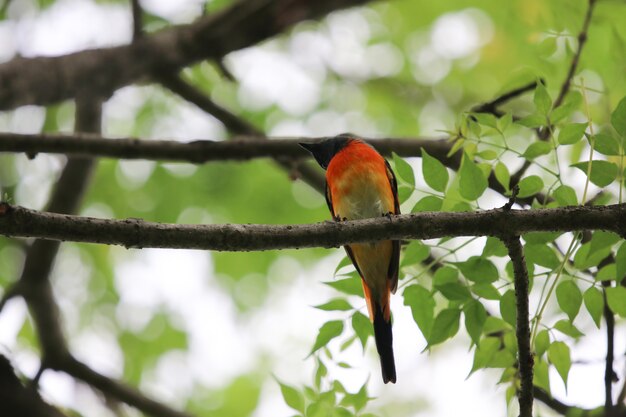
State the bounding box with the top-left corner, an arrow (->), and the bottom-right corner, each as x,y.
300,134 -> 399,384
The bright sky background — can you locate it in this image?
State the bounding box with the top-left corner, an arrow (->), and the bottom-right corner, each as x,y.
0,1 -> 624,417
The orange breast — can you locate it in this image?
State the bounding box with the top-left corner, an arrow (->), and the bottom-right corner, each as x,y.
326,141 -> 395,220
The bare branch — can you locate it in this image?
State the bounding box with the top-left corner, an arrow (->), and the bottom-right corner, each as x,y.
603,282 -> 616,411
0,0 -> 372,110
0,203 -> 623,252
0,132 -> 450,163
131,0 -> 144,41
472,80 -> 540,116
52,355 -> 194,417
502,235 -> 533,417
533,386 -> 573,415
553,0 -> 597,109
0,355 -> 69,417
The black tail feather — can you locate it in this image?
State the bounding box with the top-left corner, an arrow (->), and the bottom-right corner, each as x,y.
373,303 -> 396,384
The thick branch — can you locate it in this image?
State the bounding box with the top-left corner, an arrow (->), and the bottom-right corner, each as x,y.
0,203 -> 623,251
0,132 -> 449,163
0,355 -> 68,417
603,283 -> 616,411
503,235 -> 533,417
0,0 -> 372,110
51,355 -> 194,417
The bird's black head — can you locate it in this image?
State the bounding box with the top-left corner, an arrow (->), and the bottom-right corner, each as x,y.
299,134 -> 354,169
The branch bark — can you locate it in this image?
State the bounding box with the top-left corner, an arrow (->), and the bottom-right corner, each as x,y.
502,235 -> 533,417
0,132 -> 450,163
0,0 -> 372,110
0,203 -> 623,251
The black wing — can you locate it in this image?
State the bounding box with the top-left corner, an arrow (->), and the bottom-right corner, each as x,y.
385,160 -> 400,294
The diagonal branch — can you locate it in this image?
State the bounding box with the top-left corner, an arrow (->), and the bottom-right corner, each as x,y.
502,235 -> 533,417
553,0 -> 597,110
0,0 -> 372,110
0,203 -> 623,252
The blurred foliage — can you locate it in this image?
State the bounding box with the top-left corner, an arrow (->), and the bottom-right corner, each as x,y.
1,0 -> 626,416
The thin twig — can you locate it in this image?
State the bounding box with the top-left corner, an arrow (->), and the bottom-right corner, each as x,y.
472,80 -> 541,115
502,235 -> 533,417
553,0 -> 597,109
603,282 -> 616,411
0,203 -> 624,252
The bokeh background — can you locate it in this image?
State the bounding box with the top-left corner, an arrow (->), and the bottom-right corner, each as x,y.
1,0 -> 626,416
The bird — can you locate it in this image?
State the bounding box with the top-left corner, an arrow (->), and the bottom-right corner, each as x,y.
300,134 -> 399,384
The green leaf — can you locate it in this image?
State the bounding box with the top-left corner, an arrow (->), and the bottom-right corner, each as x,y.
471,283 -> 501,300
433,266 -> 459,285
421,149 -> 449,192
597,264 -> 616,281
470,337 -> 499,373
464,299 -> 487,344
352,311 -> 372,349
401,241 -> 430,267
436,282 -> 471,301
522,142 -> 552,159
500,290 -> 517,327
517,175 -> 544,198
428,308 -> 461,346
574,243 -> 612,270
583,286 -> 603,327
314,299 -> 353,311
552,91 -> 582,123
499,112 -> 513,132
310,321 -> 344,355
534,83 -> 552,116
392,152 -> 415,187
558,123 -> 587,145
334,256 -> 354,276
593,133 -> 621,155
398,185 -> 413,203
324,277 -> 362,297
553,185 -> 578,206
494,162 -> 510,191
606,286 -> 626,317
403,285 -> 435,339
533,359 -> 551,393
535,329 -> 550,357
556,280 -> 582,321
477,150 -> 498,160
611,96 -> 626,137
553,319 -> 584,338
525,243 -> 560,269
459,153 -> 487,201
278,380 -> 305,413
411,196 -> 443,212
548,341 -> 571,389
483,237 -> 507,257
472,113 -> 499,129
588,231 -> 620,259
571,160 -> 618,187
456,256 -> 499,283
518,113 -> 546,128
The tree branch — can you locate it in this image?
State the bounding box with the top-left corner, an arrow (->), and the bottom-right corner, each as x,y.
0,132 -> 450,163
502,235 -> 533,417
553,0 -> 597,109
0,355 -> 69,417
156,73 -> 328,192
0,0 -> 372,110
50,355 -> 194,417
0,203 -> 623,251
471,80 -> 540,116
603,282 -> 616,411
131,0 -> 144,41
